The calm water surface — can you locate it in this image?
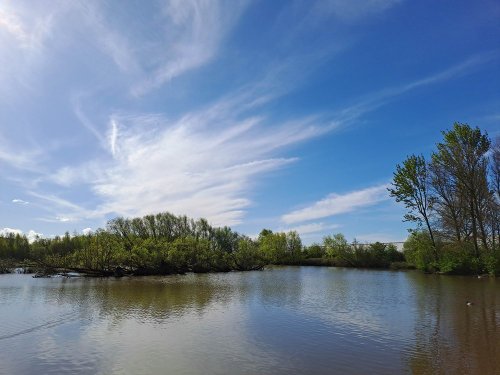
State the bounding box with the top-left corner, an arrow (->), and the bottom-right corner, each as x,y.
0,267 -> 498,374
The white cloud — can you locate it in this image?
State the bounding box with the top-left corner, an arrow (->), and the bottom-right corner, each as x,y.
132,0 -> 250,96
76,2 -> 139,74
0,227 -> 22,236
90,113 -> 326,226
26,229 -> 42,243
334,53 -> 496,124
0,1 -> 495,236
48,88 -> 333,227
315,0 -> 402,21
108,119 -> 119,157
0,0 -> 249,100
0,133 -> 42,172
0,227 -> 42,243
29,191 -> 95,223
12,198 -> 29,205
282,222 -> 341,236
282,184 -> 390,224
45,53 -> 493,227
0,5 -> 53,50
55,216 -> 73,223
82,227 -> 93,235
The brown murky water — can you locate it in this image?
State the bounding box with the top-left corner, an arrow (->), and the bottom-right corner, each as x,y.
0,267 -> 498,374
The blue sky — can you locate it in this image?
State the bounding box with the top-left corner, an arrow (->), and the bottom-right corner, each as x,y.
0,0 -> 499,243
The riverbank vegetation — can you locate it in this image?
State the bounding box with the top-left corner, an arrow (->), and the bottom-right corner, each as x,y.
390,123 -> 499,275
0,214 -> 406,276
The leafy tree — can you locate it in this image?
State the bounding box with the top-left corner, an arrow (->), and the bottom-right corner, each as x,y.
303,243 -> 325,258
403,231 -> 436,271
323,233 -> 353,265
432,123 -> 491,255
388,154 -> 437,258
233,237 -> 264,270
259,232 -> 287,264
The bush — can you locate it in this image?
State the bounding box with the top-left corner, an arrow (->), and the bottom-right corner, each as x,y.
482,246 -> 500,276
438,242 -> 481,274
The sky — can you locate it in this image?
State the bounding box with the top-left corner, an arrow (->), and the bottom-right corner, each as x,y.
0,0 -> 499,244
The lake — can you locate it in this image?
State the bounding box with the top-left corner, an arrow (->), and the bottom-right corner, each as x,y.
0,267 -> 498,374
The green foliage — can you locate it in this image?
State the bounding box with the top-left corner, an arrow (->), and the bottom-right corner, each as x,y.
0,233 -> 30,260
323,233 -> 349,259
257,231 -> 304,265
233,237 -> 264,270
403,231 -> 436,271
322,234 -> 405,268
438,242 -> 480,274
481,246 -> 500,276
391,123 -> 500,275
388,154 -> 436,253
259,232 -> 287,264
303,243 -> 325,258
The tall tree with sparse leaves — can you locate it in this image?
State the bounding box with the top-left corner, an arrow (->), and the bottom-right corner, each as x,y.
388,154 -> 437,258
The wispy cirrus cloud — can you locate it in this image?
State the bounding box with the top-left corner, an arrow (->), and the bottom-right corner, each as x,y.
108,118 -> 119,157
333,53 -> 497,124
0,133 -> 42,173
282,222 -> 341,236
47,54 -> 492,227
0,0 -> 249,101
0,4 -> 53,50
69,108 -> 330,226
1,0 -> 496,239
314,0 -> 403,21
282,184 -> 390,225
28,191 -> 95,224
131,0 -> 250,96
12,198 -> 29,205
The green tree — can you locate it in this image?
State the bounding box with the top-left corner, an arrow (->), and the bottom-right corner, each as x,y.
233,237 -> 264,270
432,123 -> 491,256
303,243 -> 325,258
403,231 -> 436,271
323,233 -> 353,265
388,154 -> 437,258
285,231 -> 303,263
259,232 -> 287,264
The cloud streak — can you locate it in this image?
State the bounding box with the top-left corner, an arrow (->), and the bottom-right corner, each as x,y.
12,199 -> 29,205
282,184 -> 390,224
0,5 -> 52,50
283,222 -> 341,236
314,0 -> 402,21
131,0 -> 250,96
46,54 -> 492,227
86,108 -> 328,226
333,53 -> 497,124
0,133 -> 42,173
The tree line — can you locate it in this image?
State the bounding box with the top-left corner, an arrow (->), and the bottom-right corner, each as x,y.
389,123 -> 499,275
0,213 -> 304,275
0,212 -> 406,275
